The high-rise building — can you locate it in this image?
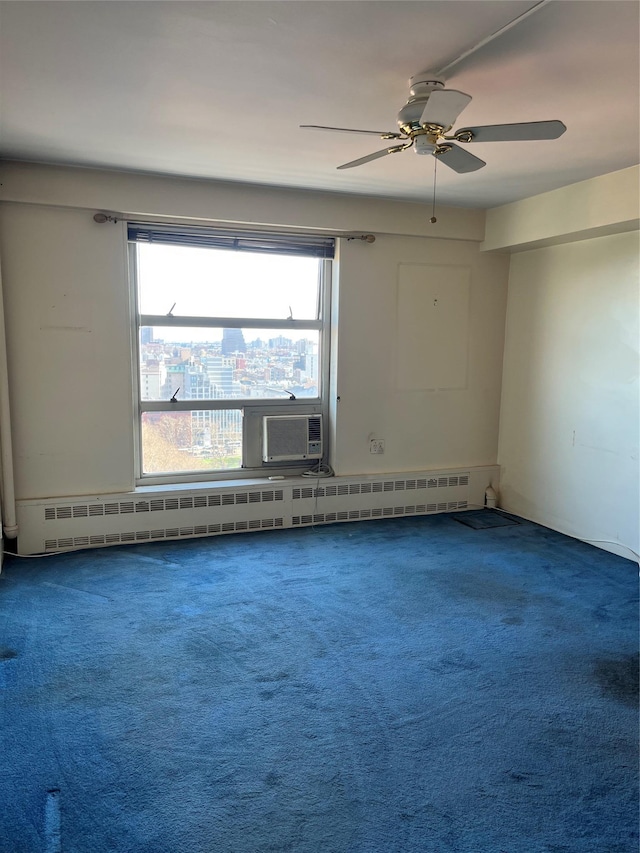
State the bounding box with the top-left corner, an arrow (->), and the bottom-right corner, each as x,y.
205,356 -> 237,399
162,364 -> 186,400
140,360 -> 166,400
304,342 -> 319,390
221,328 -> 246,355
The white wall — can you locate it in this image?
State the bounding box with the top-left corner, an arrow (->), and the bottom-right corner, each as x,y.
493,170 -> 639,561
332,236 -> 508,475
0,163 -> 508,502
0,203 -> 134,498
483,165 -> 640,253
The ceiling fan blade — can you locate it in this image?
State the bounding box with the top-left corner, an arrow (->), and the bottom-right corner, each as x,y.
300,124 -> 404,139
456,120 -> 567,142
420,89 -> 472,128
337,146 -> 402,170
436,143 -> 486,173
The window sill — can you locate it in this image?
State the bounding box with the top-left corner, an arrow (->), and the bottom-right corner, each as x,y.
133,474 -> 318,495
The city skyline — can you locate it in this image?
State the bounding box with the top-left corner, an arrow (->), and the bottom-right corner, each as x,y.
140,331 -> 320,402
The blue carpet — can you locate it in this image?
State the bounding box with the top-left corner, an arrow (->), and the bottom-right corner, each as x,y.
0,513 -> 637,853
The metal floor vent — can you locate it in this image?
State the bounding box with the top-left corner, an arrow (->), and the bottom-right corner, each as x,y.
293,500 -> 468,527
44,516 -> 285,552
43,488 -> 284,521
453,509 -> 519,530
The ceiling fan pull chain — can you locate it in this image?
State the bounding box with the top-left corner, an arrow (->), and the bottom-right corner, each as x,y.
430,155 -> 438,224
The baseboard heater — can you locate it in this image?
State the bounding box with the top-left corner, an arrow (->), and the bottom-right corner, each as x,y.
15,466 -> 498,555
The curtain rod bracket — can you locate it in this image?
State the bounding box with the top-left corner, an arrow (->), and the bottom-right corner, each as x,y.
346,234 -> 376,243
93,212 -> 119,224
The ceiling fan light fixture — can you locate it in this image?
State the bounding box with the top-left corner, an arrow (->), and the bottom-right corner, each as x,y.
414,136 -> 437,155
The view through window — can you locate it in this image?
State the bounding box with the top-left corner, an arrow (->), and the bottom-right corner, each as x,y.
131,228 -> 332,478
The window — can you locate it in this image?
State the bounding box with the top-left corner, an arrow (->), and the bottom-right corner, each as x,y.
129,224 -> 333,482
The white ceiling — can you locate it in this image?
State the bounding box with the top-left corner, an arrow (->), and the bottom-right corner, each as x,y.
0,1 -> 638,208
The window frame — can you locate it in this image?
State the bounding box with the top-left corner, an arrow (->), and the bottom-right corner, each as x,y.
128,225 -> 333,485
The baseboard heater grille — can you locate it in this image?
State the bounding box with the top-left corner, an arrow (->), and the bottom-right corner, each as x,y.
293,501 -> 468,527
292,474 -> 469,500
16,466 -> 497,555
43,489 -> 285,520
44,517 -> 285,552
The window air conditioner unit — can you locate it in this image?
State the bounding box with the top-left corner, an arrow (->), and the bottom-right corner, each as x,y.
262,414 -> 323,463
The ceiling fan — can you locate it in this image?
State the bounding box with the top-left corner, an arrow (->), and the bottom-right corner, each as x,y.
301,69 -> 566,174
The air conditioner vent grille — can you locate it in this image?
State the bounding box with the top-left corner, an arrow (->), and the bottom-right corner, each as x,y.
308,417 -> 322,442
263,414 -> 323,462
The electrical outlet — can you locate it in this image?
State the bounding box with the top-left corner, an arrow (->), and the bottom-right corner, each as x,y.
369,439 -> 385,454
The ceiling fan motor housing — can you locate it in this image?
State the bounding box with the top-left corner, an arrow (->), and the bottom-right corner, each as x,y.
408,71 -> 445,97
397,72 -> 445,133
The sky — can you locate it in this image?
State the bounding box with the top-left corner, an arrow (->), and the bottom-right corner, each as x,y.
138,243 -> 321,343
